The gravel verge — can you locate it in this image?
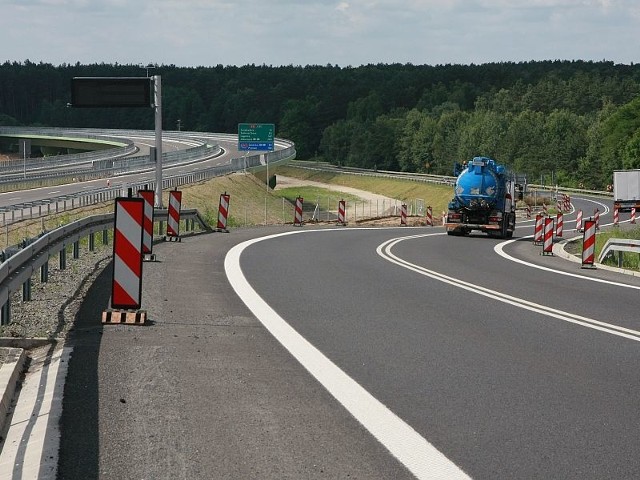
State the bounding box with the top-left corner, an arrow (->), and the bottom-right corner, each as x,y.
0,245 -> 112,339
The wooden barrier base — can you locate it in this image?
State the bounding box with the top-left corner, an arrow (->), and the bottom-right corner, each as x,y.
143,253 -> 156,262
214,228 -> 229,233
165,236 -> 181,242
102,309 -> 147,325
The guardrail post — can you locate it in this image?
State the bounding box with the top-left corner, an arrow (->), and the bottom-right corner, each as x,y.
41,260 -> 48,283
22,278 -> 31,302
1,300 -> 10,326
89,232 -> 95,251
73,240 -> 80,259
60,246 -> 66,270
102,229 -> 108,245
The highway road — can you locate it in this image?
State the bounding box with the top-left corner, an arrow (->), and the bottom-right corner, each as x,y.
49,191 -> 640,479
0,131 -> 243,210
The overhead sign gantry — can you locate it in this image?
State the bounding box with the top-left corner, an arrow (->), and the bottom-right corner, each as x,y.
70,76 -> 164,207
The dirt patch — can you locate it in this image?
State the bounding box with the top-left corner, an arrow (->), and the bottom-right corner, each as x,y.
275,175 -> 446,227
0,153 -> 19,162
275,175 -> 397,204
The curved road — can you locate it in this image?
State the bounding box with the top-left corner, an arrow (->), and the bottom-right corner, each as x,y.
0,131 -> 244,210
45,192 -> 640,479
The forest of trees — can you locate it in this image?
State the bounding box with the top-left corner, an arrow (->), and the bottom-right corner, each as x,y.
2,60 -> 640,188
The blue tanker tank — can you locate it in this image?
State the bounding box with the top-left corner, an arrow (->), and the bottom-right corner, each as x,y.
451,157 -> 506,211
446,156 -> 516,238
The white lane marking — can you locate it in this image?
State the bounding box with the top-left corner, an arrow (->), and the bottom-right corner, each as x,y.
495,221 -> 640,290
225,230 -> 471,480
494,237 -> 640,290
0,346 -> 69,480
378,233 -> 640,342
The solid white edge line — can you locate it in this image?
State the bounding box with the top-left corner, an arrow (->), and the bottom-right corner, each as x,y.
494,235 -> 640,290
224,230 -> 470,480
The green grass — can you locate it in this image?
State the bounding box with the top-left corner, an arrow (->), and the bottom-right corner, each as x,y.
595,226 -> 640,270
274,165 -> 453,214
0,163 -> 473,245
276,186 -> 361,205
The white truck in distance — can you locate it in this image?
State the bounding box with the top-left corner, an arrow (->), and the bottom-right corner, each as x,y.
613,169 -> 640,212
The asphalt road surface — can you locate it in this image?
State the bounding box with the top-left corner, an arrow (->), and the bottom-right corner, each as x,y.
56,192 -> 640,479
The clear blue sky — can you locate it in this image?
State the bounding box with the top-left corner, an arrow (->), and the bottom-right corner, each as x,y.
1,0 -> 636,67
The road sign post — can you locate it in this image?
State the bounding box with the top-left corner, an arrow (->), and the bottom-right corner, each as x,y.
71,75 -> 163,207
238,123 -> 275,191
237,123 -> 275,151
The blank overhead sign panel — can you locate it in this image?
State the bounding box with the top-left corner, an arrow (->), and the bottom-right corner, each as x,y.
71,77 -> 153,108
238,123 -> 275,151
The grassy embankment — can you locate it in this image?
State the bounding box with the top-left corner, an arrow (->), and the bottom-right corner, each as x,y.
0,165 -> 454,248
592,226 -> 640,270
5,164 -> 637,270
273,165 -> 452,214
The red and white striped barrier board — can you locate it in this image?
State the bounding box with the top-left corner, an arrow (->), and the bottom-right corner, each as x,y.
613,206 -> 619,226
138,189 -> 155,256
426,206 -> 433,226
217,192 -> 230,231
337,200 -> 346,225
565,195 -> 571,212
111,197 -> 144,310
581,219 -> 597,268
542,216 -> 554,255
533,214 -> 543,244
576,210 -> 583,232
543,203 -> 548,216
167,190 -> 182,239
556,212 -> 563,237
632,207 -> 637,224
526,205 -> 531,219
294,197 -> 304,226
401,204 -> 408,226
594,209 -> 600,230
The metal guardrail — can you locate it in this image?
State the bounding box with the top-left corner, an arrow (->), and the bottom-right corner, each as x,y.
0,127 -> 137,174
289,161 -> 457,186
598,238 -> 640,265
0,131 -> 296,325
0,134 -> 296,226
527,184 -> 613,198
0,208 -> 212,325
0,214 -> 113,311
0,128 -> 217,185
289,161 -> 614,198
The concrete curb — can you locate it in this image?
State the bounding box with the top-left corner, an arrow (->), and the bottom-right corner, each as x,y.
553,235 -> 640,276
0,347 -> 27,438
0,338 -> 56,349
0,339 -> 55,439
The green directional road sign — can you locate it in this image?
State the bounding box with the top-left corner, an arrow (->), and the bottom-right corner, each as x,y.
238,123 -> 275,151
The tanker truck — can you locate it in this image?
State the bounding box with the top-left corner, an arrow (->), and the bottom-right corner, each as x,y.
445,156 -> 516,238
